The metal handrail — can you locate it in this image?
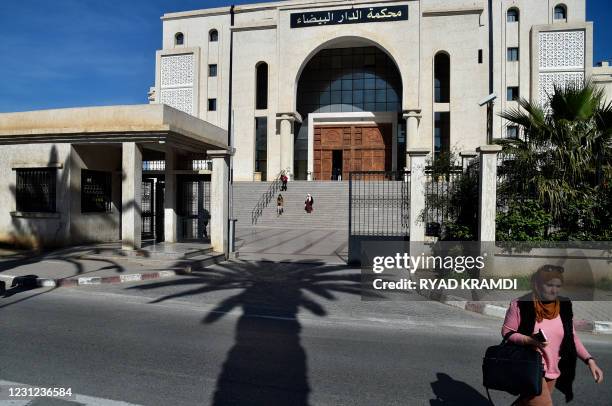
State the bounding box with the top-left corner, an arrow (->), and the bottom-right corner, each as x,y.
250,170 -> 286,225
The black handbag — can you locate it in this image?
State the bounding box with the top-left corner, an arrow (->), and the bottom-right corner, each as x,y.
482,332 -> 543,402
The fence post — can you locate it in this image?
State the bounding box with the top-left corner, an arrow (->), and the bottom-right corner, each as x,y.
477,145 -> 502,241
408,148 -> 429,241
208,149 -> 234,257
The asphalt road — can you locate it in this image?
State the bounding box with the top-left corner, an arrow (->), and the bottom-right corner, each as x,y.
1,267 -> 611,405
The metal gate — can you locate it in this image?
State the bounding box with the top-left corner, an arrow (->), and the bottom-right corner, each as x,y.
179,176 -> 211,241
141,179 -> 155,240
349,171 -> 410,237
141,178 -> 165,242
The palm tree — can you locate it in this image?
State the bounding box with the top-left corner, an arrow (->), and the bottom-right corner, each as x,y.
496,81 -> 611,239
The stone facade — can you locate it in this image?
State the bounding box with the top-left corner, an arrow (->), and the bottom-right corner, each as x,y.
150,0 -> 605,182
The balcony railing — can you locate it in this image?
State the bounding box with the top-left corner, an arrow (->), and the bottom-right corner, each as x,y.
143,160 -> 213,171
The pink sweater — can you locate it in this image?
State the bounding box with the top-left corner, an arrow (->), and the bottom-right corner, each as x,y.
502,300 -> 591,379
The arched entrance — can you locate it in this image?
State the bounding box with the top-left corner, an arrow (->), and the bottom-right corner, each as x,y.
294,44 -> 403,180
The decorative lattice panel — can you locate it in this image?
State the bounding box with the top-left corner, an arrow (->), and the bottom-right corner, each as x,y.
539,30 -> 585,70
539,72 -> 584,107
160,54 -> 194,87
159,53 -> 194,115
160,88 -> 194,115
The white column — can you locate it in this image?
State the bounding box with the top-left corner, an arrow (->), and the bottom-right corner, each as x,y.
122,142 -> 142,250
408,148 -> 429,242
277,112 -> 302,180
307,114 -> 314,181
477,145 -> 502,241
164,146 -> 177,243
207,149 -> 232,256
403,110 -> 422,167
280,118 -> 293,177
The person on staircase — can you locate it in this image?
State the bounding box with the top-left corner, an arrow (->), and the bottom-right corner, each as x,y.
277,194 -> 284,216
304,194 -> 314,214
280,173 -> 288,191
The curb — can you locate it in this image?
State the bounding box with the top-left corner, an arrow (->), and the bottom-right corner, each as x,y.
419,289 -> 612,335
1,252 -> 227,290
37,270 -> 181,288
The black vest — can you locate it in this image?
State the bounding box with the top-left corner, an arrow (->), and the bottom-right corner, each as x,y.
517,294 -> 577,402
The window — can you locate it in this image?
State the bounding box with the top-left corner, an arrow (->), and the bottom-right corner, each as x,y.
208,98 -> 217,111
506,125 -> 519,139
15,168 -> 56,213
81,170 -> 112,213
434,112 -> 450,158
478,49 -> 483,64
255,117 -> 267,180
507,48 -> 519,62
208,64 -> 217,77
507,8 -> 519,22
296,47 -> 401,115
209,29 -> 218,42
554,5 -> 567,20
507,87 -> 520,101
174,32 -> 184,46
434,52 -> 450,103
256,62 -> 268,110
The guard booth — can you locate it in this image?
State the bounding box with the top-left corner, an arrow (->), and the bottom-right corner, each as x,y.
0,105 -> 231,254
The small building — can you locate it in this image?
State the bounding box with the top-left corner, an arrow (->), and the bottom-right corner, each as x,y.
0,105 -> 230,251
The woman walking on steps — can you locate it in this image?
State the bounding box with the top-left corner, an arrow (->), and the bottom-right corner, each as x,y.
277,193 -> 284,216
501,265 -> 603,405
304,194 -> 314,213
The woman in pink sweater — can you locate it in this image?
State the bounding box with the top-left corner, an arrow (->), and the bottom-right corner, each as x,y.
502,265 -> 604,405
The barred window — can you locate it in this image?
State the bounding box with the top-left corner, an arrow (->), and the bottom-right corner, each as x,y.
16,168 -> 56,213
81,170 -> 112,213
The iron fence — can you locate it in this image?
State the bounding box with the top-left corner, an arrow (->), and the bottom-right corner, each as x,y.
349,171 -> 410,236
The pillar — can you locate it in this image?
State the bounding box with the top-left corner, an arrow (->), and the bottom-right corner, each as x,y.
122,142 -> 142,250
277,112 -> 302,180
403,109 -> 422,167
207,149 -> 232,256
408,148 -> 429,242
477,145 -> 502,241
164,146 -> 177,243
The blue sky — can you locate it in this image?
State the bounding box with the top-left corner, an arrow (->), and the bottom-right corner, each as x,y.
0,0 -> 610,113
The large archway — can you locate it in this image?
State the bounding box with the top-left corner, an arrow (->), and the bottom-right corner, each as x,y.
294,42 -> 404,180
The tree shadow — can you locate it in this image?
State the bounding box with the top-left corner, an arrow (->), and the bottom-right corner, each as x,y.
129,259 -> 370,406
429,373 -> 491,406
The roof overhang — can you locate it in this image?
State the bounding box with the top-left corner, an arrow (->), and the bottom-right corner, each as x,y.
0,104 -> 229,152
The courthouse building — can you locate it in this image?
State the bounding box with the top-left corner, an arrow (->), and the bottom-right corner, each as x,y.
1,0 -> 611,250
151,0 -> 610,181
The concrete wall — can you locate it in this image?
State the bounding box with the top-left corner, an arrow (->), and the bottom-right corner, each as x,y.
488,247 -> 611,286
69,145 -> 122,244
0,143 -> 71,248
593,62 -> 612,102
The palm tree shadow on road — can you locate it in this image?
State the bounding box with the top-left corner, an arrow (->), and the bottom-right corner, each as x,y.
130,259 -> 371,406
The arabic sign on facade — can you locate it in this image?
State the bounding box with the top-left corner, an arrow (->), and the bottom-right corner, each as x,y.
290,5 -> 408,28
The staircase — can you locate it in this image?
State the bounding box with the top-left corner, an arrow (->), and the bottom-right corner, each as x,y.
232,181 -> 349,230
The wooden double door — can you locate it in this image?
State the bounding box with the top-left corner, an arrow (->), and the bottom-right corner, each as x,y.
314,124 -> 392,181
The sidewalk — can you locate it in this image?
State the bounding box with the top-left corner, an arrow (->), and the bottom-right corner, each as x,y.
0,242 -> 224,290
